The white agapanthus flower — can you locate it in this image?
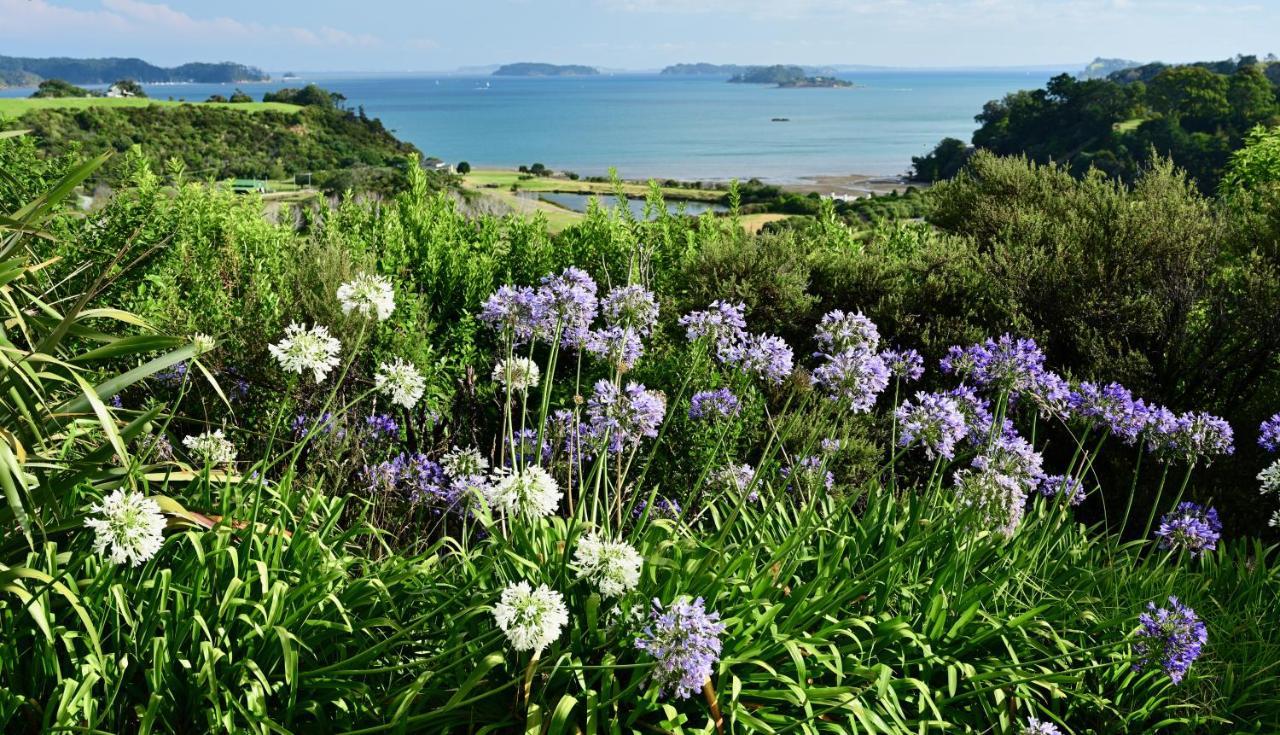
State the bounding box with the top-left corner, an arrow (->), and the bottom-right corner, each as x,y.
192,332 -> 216,355
374,358 -> 426,408
1271,509 -> 1280,529
85,489 -> 167,566
1258,459 -> 1280,495
572,533 -> 643,597
493,580 -> 569,653
182,429 -> 237,465
492,357 -> 541,392
441,445 -> 489,478
337,273 -> 395,321
484,465 -> 559,520
269,322 -> 342,383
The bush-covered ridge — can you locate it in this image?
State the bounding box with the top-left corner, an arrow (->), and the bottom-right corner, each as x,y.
0,54 -> 268,87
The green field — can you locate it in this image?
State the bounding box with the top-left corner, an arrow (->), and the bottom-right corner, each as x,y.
463,168 -> 726,202
0,97 -> 301,117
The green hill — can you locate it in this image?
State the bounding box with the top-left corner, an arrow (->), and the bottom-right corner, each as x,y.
492,63 -> 598,77
0,55 -> 268,87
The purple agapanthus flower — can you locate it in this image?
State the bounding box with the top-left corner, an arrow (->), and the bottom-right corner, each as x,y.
292,412 -> 345,440
584,325 -> 645,369
1020,718 -> 1063,735
601,284 -> 659,336
538,267 -> 598,348
1135,596 -> 1207,684
942,334 -> 1049,398
365,413 -> 399,439
896,392 -> 967,459
812,346 -> 889,413
365,452 -> 454,507
586,380 -> 666,454
549,409 -> 595,465
718,333 -> 794,386
1038,474 -> 1086,506
880,348 -> 924,382
1259,412 -> 1280,452
1155,502 -> 1222,556
820,438 -> 842,454
635,596 -> 726,700
781,455 -> 834,494
945,385 -> 1014,444
634,496 -> 683,520
479,285 -> 545,345
155,361 -> 189,388
814,310 -> 880,354
1146,410 -> 1234,464
679,300 -> 747,348
1069,382 -> 1151,445
689,388 -> 741,421
504,428 -> 550,466
954,434 -> 1045,536
712,463 -> 758,502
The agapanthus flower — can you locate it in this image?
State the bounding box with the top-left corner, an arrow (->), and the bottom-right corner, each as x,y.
493,581 -> 569,653
1069,382 -> 1150,444
573,533 -> 643,597
480,285 -> 545,344
1025,370 -> 1071,418
587,380 -> 665,454
946,385 -> 1008,444
375,357 -> 426,408
584,325 -> 645,369
1135,596 -> 1206,684
601,284 -> 659,336
269,322 -> 341,383
1147,410 -> 1234,464
485,465 -> 560,520
1259,412 -> 1280,452
1038,474 -> 1086,506
1155,502 -> 1222,556
712,463 -> 758,502
634,496 -> 682,520
954,434 -> 1044,536
942,334 -> 1048,397
182,429 -> 237,465
365,413 -> 399,438
880,348 -> 924,381
337,273 -> 395,321
155,361 -> 189,388
537,267 -> 598,347
896,392 -> 967,459
1271,509 -> 1280,529
782,455 -> 834,494
85,489 -> 166,566
548,409 -> 594,465
293,412 -> 344,440
504,428 -> 550,466
365,453 -> 454,506
635,596 -> 726,700
688,388 -> 741,421
191,332 -> 216,354
492,357 -> 541,392
812,346 -> 888,413
814,310 -> 880,354
1020,718 -> 1063,735
441,445 -> 489,479
1258,459 -> 1280,495
679,300 -> 747,347
820,438 -> 842,454
718,332 -> 794,385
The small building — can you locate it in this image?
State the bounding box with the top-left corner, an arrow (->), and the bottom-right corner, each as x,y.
230,179 -> 268,194
422,157 -> 452,173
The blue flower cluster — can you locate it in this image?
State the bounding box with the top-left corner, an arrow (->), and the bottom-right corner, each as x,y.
688,388 -> 741,421
1135,596 -> 1207,684
1155,502 -> 1222,556
635,596 -> 726,700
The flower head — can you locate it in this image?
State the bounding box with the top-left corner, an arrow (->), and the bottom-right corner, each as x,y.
679,300 -> 747,347
584,326 -> 645,369
942,334 -> 1047,397
689,388 -> 741,421
365,452 -> 454,506
1020,718 -> 1063,735
441,446 -> 489,478
586,380 -> 665,454
880,348 -> 924,381
1069,382 -> 1150,444
365,412 -> 399,438
1155,502 -> 1222,556
954,434 -> 1044,536
635,596 -> 726,700
1258,459 -> 1280,495
1146,410 -> 1234,464
182,429 -> 237,465
1259,412 -> 1280,452
1135,596 -> 1206,684
1038,474 -> 1086,506
485,465 -> 560,520
812,346 -> 889,413
712,463 -> 759,502
192,332 -> 216,355
493,581 -> 568,653
492,357 -> 541,392
573,533 -> 643,597
480,285 -> 546,345
718,332 -> 794,385
895,392 -> 967,459
538,267 -> 598,347
337,273 -> 395,321
601,284 -> 659,336
85,489 -> 166,566
781,455 -> 834,494
374,358 -> 426,408
269,322 -> 341,383
815,310 -> 879,354
634,496 -> 683,520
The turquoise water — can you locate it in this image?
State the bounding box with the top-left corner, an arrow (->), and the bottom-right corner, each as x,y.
1,70 -> 1065,180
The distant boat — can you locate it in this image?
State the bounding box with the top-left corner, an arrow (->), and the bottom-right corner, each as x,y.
771,117 -> 790,122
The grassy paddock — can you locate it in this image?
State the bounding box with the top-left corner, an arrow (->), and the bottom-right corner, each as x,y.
0,97 -> 301,116
464,167 -> 727,201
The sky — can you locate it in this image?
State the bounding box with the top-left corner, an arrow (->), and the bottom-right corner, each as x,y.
1,0 -> 1277,72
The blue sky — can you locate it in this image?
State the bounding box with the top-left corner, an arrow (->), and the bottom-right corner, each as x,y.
1,0 -> 1276,71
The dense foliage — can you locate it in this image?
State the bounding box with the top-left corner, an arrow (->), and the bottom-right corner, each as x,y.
0,54 -> 267,86
1,133 -> 1279,733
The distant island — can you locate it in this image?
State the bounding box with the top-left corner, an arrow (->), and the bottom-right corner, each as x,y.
729,65 -> 853,88
492,63 -> 599,77
0,55 -> 268,88
1078,57 -> 1143,80
660,63 -> 748,76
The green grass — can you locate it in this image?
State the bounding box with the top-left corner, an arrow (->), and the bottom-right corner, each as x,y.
463,168 -> 726,201
1114,117 -> 1146,133
0,97 -> 301,117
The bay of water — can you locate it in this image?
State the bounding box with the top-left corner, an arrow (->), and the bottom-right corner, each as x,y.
1,70 -> 1066,181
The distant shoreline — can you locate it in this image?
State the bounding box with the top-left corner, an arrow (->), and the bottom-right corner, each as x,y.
465,166 -> 914,195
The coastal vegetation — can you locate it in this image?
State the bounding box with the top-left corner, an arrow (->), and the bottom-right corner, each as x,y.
0,54 -> 268,87
1,117 -> 1279,731
493,62 -> 600,76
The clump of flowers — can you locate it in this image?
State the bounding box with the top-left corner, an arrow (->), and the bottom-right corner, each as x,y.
688,388 -> 740,421
635,596 -> 726,700
895,392 -> 967,459
814,309 -> 879,353
1038,474 -> 1086,506
712,463 -> 758,502
585,325 -> 645,369
269,322 -> 342,383
1258,459 -> 1280,495
492,357 -> 541,392
634,496 -> 682,520
293,412 -> 343,440
601,284 -> 659,336
375,358 -> 426,408
1134,596 -> 1207,684
1146,410 -> 1234,464
480,285 -> 545,345
504,428 -> 550,466
85,489 -> 167,566
719,332 -> 794,385
337,273 -> 395,321
880,347 -> 924,382
586,380 -> 666,454
954,434 -> 1044,536
1020,718 -> 1063,735
1155,502 -> 1222,556
182,429 -> 237,465
441,445 -> 489,479
679,300 -> 747,348
572,533 -> 643,597
493,581 -> 569,653
1259,412 -> 1280,452
538,267 -> 598,347
1069,382 -> 1150,444
365,413 -> 399,439
485,465 -> 560,520
366,452 -> 454,506
782,455 -> 834,494
813,345 -> 889,413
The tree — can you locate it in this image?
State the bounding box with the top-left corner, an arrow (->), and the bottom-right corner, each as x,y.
229,89 -> 253,103
529,162 -> 548,176
1227,66 -> 1279,128
206,94 -> 228,103
455,161 -> 471,174
1222,125 -> 1280,193
30,79 -> 92,98
911,137 -> 971,181
1147,67 -> 1230,132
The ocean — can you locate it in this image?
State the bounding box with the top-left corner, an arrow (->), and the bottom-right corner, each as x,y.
1,70 -> 1068,181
